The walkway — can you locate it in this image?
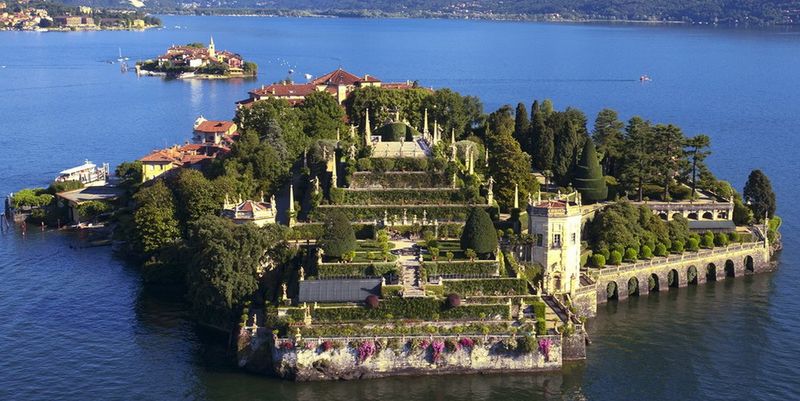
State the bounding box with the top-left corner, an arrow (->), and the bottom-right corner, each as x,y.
392,239 -> 424,297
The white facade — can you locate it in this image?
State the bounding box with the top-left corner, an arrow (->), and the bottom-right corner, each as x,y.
528,192 -> 583,296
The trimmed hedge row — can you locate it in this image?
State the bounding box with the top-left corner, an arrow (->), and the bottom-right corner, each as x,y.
312,204 -> 498,222
424,260 -> 499,276
350,171 -> 451,189
443,278 -> 530,296
335,188 -> 462,206
288,223 -> 375,240
316,262 -> 397,278
310,298 -> 508,322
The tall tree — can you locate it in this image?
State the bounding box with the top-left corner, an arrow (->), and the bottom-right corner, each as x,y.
514,102 -> 530,150
743,169 -> 776,222
573,138 -> 608,203
619,117 -> 656,201
133,180 -> 180,255
651,124 -> 686,200
592,108 -> 625,176
530,101 -> 552,171
486,106 -> 539,210
551,113 -> 580,186
683,134 -> 711,198
298,90 -> 347,141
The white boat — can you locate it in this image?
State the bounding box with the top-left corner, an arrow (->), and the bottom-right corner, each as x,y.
55,160 -> 109,186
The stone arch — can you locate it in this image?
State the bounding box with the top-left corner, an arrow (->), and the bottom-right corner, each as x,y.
672,213 -> 682,220
702,212 -> 713,220
628,277 -> 639,296
687,212 -> 699,220
744,255 -> 754,272
717,211 -> 728,219
706,263 -> 717,281
658,212 -> 668,221
607,281 -> 618,300
725,259 -> 735,277
687,265 -> 698,285
648,273 -> 660,292
668,269 -> 680,288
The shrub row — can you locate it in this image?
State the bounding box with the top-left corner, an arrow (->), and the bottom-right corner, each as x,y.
443,278 -> 529,296
312,204 -> 498,222
334,188 -> 462,206
316,262 -> 397,278
349,171 -> 451,189
423,260 -> 499,276
356,157 -> 434,172
288,223 -> 375,240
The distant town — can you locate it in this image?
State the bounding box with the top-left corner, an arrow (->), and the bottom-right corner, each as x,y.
0,0 -> 160,31
136,38 -> 257,79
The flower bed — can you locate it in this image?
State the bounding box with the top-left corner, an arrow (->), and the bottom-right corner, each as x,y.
310,298 -> 509,322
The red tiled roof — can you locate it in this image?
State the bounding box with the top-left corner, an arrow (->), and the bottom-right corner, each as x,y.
139,149 -> 182,164
195,120 -> 234,133
312,68 -> 380,86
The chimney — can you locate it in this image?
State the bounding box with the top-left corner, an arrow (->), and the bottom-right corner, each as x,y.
364,74 -> 369,80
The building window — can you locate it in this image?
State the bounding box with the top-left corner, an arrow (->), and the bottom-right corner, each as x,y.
553,234 -> 561,248
536,234 -> 543,247
571,233 -> 576,244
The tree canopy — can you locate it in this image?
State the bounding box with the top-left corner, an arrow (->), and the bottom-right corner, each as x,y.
743,169 -> 776,222
573,138 -> 608,203
319,210 -> 357,259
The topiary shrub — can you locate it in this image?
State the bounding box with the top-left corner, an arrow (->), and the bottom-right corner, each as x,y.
460,207 -> 498,256
590,254 -> 606,268
672,239 -> 685,253
624,248 -> 638,262
686,238 -> 700,251
640,245 -> 653,259
701,231 -> 715,248
728,231 -> 741,243
319,210 -> 357,259
446,293 -> 461,308
609,250 -> 622,265
573,140 -> 608,203
654,243 -> 668,257
365,294 -> 379,309
714,232 -> 729,247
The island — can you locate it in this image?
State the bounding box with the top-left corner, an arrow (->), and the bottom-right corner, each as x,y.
0,0 -> 160,31
5,67 -> 782,381
135,38 -> 258,79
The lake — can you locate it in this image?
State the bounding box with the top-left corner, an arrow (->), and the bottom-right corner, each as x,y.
0,16 -> 798,400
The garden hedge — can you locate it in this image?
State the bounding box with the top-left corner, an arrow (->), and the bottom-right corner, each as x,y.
443,278 -> 529,296
423,260 -> 499,276
316,262 -> 397,278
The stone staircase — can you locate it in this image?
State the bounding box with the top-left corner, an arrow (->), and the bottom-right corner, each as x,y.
542,295 -> 568,331
396,240 -> 425,298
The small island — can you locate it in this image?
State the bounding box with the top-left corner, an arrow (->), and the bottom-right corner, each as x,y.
6,68 -> 782,382
136,38 -> 257,79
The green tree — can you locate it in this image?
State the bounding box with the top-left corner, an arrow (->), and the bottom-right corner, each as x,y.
186,216 -> 284,327
299,90 -> 347,141
652,124 -> 687,200
573,138 -> 608,203
620,117 -> 656,201
115,160 -> 143,186
743,169 -> 776,222
171,169 -> 225,230
234,97 -> 306,159
319,211 -> 357,259
486,106 -> 539,210
592,108 -> 625,176
514,102 -> 530,150
551,112 -> 580,185
133,180 -> 180,255
530,101 -> 552,171
460,207 -> 498,256
683,134 -> 711,198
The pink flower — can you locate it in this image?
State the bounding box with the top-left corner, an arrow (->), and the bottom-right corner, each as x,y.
280,341 -> 294,350
431,340 -> 445,362
459,337 -> 475,349
538,338 -> 553,361
321,340 -> 334,352
357,341 -> 376,363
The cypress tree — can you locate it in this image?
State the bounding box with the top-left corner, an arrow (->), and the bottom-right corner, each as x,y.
514,102 -> 530,150
531,104 -> 552,171
460,207 -> 498,256
743,169 -> 776,222
553,114 -> 579,186
573,138 -> 608,203
319,210 -> 356,258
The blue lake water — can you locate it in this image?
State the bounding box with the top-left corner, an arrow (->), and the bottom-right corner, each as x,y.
1,16 -> 799,400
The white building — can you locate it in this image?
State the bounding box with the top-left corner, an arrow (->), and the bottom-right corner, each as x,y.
528,192 -> 583,296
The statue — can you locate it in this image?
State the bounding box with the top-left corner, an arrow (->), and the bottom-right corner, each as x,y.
349,143 -> 357,159
423,210 -> 428,224
252,314 -> 258,328
312,176 -> 320,194
281,283 -> 288,301
403,209 -> 408,225
487,176 -> 495,192
299,266 -> 305,281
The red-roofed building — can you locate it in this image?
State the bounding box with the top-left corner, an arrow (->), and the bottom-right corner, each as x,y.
238,68 -> 419,107
193,117 -> 238,145
221,195 -> 277,227
139,143 -> 228,182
